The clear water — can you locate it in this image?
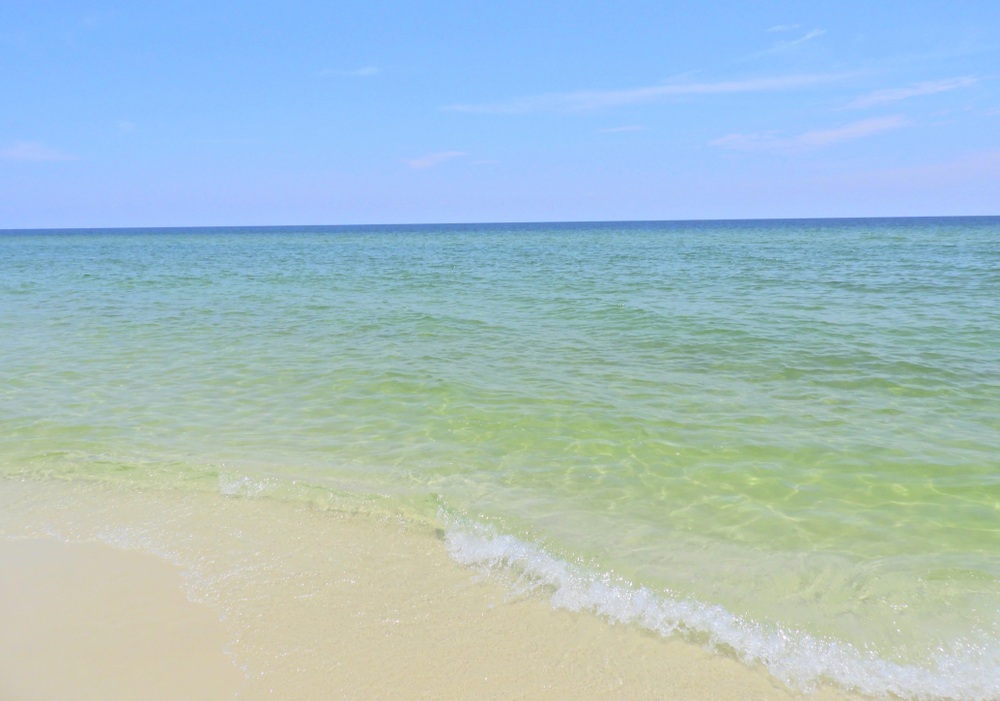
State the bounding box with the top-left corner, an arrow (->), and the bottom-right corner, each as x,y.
2,219 -> 999,698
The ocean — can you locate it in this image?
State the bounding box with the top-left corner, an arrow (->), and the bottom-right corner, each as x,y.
1,218 -> 998,699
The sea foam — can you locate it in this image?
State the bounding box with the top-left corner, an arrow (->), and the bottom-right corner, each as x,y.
442,515 -> 1000,701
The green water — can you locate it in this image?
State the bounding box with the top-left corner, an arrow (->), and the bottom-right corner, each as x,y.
2,219 -> 998,698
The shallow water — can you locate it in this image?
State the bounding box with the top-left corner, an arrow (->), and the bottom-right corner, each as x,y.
2,219 -> 998,699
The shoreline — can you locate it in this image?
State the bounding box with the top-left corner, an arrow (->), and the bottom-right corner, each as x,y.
0,477 -> 859,701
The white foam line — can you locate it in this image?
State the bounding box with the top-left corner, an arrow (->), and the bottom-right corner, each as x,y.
442,517 -> 1000,701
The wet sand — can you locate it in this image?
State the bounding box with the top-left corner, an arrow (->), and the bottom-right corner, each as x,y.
0,479 -> 860,701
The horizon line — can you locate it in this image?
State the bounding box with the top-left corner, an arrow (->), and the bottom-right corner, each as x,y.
2,214 -> 999,234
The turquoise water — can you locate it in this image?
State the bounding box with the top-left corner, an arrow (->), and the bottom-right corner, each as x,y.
2,219 -> 999,698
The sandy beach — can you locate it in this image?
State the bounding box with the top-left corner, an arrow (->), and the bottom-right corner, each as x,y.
0,478 -> 861,701
0,538 -> 242,701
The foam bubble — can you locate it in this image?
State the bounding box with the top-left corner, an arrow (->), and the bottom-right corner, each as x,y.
442,515 -> 1000,701
218,472 -> 277,498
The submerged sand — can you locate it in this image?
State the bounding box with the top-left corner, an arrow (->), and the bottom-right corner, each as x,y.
0,479 -> 859,701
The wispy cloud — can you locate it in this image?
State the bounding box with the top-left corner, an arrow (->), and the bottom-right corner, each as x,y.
404,151 -> 468,169
444,73 -> 845,114
781,28 -> 825,47
711,116 -> 905,152
745,29 -> 825,59
845,76 -> 978,109
321,67 -> 380,77
600,125 -> 645,133
1,141 -> 77,161
768,24 -> 800,32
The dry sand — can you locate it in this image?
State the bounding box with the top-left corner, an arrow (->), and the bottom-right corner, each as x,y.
0,538 -> 242,701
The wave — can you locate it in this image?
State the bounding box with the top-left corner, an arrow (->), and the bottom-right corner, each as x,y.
179,471 -> 1000,700
442,514 -> 1000,701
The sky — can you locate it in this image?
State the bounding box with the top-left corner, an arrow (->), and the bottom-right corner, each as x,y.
1,0 -> 999,227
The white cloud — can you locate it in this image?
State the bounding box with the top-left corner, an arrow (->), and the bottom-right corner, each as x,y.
710,116 -> 905,152
444,73 -> 845,114
600,125 -> 645,133
768,25 -> 800,32
1,141 -> 77,161
404,151 -> 468,169
846,77 -> 978,109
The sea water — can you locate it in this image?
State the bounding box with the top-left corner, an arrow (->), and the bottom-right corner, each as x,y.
1,218 -> 998,699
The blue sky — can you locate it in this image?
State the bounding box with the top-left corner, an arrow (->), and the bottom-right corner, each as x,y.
2,0 -> 998,227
